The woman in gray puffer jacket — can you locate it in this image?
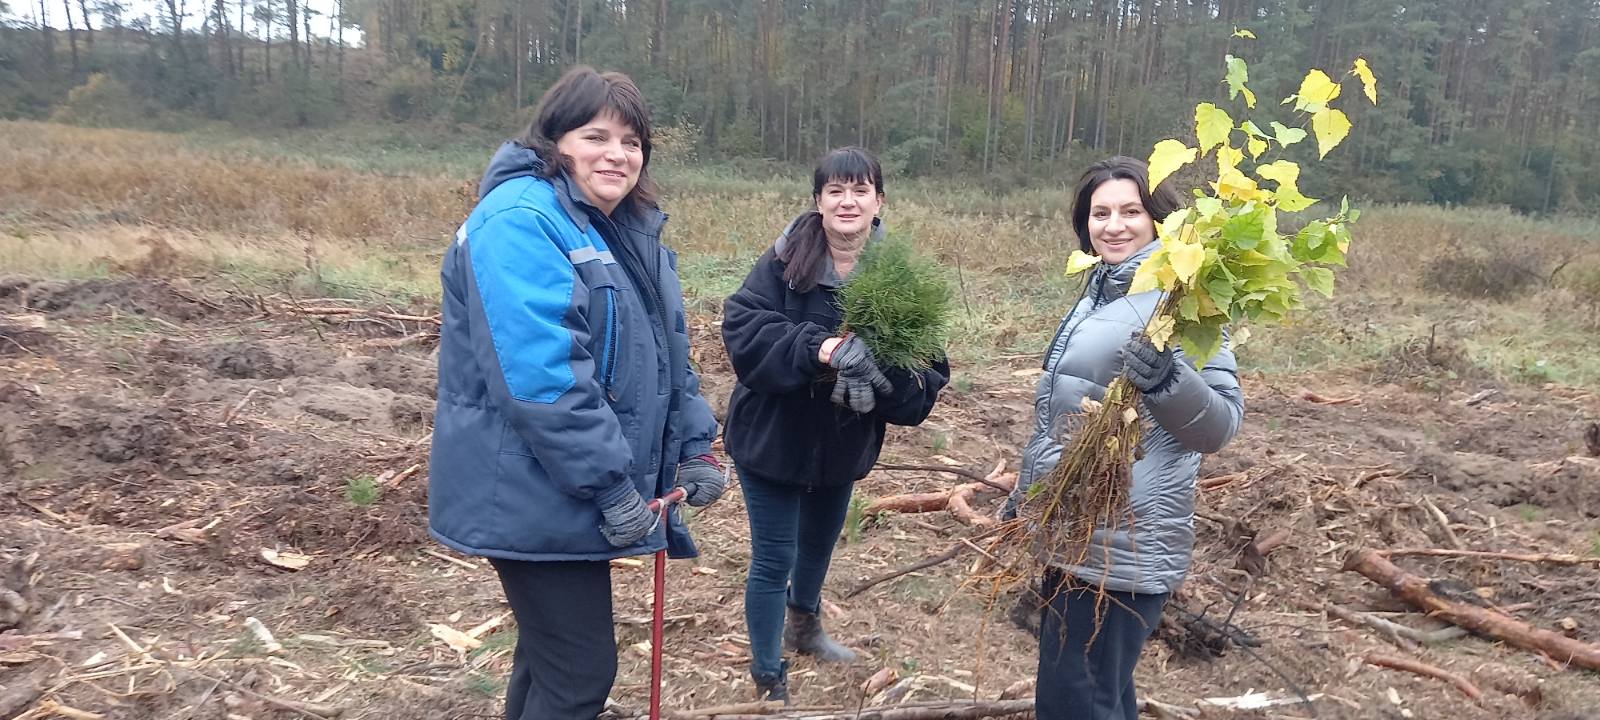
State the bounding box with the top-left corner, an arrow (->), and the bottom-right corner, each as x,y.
1009,156 -> 1245,720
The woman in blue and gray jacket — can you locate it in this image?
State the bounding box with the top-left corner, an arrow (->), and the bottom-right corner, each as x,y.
428,67 -> 726,720
722,147 -> 950,703
1009,156 -> 1244,720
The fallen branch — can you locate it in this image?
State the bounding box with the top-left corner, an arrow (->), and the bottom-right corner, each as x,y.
291,306 -> 441,326
1378,548 -> 1600,568
1363,652 -> 1483,704
1305,601 -> 1467,651
1298,388 -> 1361,405
1198,471 -> 1247,491
875,459 -> 1012,492
1343,549 -> 1600,670
844,544 -> 966,599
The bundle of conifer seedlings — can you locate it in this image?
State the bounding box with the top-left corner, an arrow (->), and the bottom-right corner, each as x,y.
835,237 -> 953,373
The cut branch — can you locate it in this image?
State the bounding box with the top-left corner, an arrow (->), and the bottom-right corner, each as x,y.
1363,652 -> 1483,704
1378,548 -> 1600,568
1343,549 -> 1600,670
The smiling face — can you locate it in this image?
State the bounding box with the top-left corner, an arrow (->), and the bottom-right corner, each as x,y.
1086,178 -> 1156,264
554,111 -> 643,216
816,176 -> 884,241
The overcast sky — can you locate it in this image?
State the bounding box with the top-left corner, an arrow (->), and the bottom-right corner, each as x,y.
5,1 -> 364,45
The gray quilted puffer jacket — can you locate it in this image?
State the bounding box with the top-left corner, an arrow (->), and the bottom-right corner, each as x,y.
1016,241 -> 1245,595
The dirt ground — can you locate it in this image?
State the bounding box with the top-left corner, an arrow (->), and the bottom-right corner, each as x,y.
3,275 -> 1599,720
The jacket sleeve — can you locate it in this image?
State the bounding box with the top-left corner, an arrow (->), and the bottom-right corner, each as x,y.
721,251 -> 832,394
875,356 -> 951,427
463,205 -> 634,500
1142,337 -> 1244,454
676,360 -> 720,461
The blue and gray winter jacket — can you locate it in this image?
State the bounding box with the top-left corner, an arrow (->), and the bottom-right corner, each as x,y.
428,142 -> 719,562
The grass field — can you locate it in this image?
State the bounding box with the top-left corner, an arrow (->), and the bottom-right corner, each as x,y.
5,119 -> 1599,386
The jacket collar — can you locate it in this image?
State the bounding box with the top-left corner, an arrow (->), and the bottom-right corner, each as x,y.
1093,240 -> 1162,302
477,141 -> 664,235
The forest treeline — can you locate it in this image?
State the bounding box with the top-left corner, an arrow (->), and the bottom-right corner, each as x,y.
3,1 -> 1597,212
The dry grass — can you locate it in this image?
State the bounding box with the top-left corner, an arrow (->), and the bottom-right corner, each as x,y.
4,120 -> 1598,387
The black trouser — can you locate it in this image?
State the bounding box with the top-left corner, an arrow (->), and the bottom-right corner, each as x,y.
1036,571 -> 1168,720
489,558 -> 616,720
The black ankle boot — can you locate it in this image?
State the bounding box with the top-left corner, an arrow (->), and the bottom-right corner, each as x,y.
753,660 -> 789,703
783,606 -> 858,663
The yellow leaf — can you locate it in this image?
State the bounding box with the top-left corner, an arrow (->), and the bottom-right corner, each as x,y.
1289,69 -> 1341,112
1156,263 -> 1178,288
1257,160 -> 1319,211
1147,139 -> 1197,190
1352,58 -> 1378,104
1167,240 -> 1205,284
1193,285 -> 1224,316
1232,28 -> 1256,39
1233,326 -> 1251,348
1194,103 -> 1233,156
1159,208 -> 1193,241
1256,160 -> 1301,189
1246,136 -> 1267,159
1147,315 -> 1176,351
1066,249 -> 1102,275
1214,171 -> 1264,203
1312,108 -> 1352,159
1215,144 -> 1245,176
1129,247 -> 1167,294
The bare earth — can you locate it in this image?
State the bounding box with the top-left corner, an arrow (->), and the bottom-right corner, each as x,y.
2,275 -> 1598,719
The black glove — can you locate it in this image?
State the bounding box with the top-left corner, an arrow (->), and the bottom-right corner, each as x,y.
676,457 -> 727,508
596,484 -> 655,548
1121,330 -> 1177,394
827,335 -> 893,414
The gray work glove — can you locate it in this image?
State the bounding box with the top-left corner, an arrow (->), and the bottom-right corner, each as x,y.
1121,330 -> 1177,395
596,484 -> 654,548
675,457 -> 727,508
827,335 -> 893,414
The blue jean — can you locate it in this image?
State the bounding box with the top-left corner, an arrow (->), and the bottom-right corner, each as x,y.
1036,570 -> 1168,720
739,468 -> 856,678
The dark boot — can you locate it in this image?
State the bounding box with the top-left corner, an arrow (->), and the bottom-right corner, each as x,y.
752,660 -> 789,704
1006,583 -> 1043,639
783,606 -> 858,663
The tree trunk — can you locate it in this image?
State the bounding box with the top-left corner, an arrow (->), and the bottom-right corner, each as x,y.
76,0 -> 92,49
651,0 -> 666,67
264,0 -> 274,81
61,0 -> 80,75
284,0 -> 300,71
213,0 -> 234,78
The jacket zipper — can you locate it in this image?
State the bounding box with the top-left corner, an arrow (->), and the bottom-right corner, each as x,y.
600,288 -> 619,396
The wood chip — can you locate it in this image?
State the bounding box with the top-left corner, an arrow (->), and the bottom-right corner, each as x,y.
258,548 -> 312,571
429,623 -> 482,654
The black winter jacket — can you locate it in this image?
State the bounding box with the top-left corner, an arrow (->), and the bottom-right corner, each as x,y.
721,217 -> 950,487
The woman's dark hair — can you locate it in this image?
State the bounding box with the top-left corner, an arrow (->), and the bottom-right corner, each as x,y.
780,147 -> 885,292
1070,156 -> 1185,254
515,66 -> 659,209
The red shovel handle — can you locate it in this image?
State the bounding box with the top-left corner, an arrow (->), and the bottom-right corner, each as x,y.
647,486 -> 688,512
647,485 -> 686,720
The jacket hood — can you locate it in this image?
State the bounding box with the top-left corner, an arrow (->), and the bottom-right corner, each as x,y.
478,141 -> 547,200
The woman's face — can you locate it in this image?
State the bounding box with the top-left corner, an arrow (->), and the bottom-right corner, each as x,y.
555,111 -> 644,215
816,176 -> 883,241
1087,178 -> 1156,264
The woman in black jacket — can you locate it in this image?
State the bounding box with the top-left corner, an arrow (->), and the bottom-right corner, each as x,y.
721,147 -> 950,702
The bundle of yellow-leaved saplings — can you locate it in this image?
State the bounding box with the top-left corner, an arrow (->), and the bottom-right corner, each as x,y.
974,45 -> 1381,615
